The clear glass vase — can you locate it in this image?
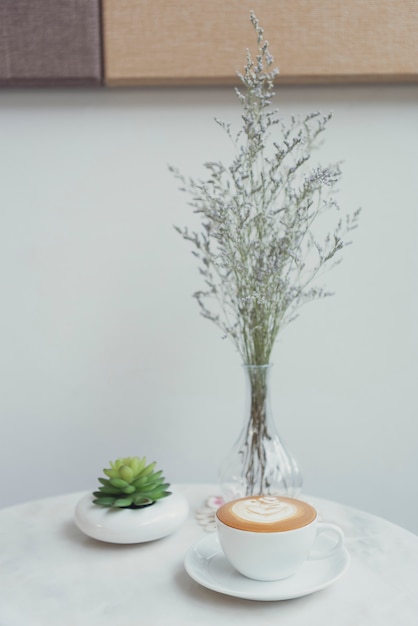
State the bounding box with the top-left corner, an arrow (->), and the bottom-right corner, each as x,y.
219,364 -> 303,501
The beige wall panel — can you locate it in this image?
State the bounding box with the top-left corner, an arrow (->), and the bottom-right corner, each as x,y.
102,0 -> 418,86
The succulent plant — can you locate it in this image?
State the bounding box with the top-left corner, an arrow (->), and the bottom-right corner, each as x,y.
93,456 -> 171,508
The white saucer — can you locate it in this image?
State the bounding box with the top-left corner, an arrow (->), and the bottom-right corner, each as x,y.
184,533 -> 350,601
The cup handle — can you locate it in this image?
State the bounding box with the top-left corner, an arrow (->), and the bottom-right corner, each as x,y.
308,522 -> 345,560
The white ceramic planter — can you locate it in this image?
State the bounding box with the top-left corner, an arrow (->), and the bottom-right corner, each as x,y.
74,488 -> 189,543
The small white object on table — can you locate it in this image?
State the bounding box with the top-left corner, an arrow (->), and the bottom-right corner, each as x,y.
0,484 -> 417,625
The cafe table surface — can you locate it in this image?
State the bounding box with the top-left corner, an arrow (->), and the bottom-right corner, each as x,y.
0,483 -> 417,626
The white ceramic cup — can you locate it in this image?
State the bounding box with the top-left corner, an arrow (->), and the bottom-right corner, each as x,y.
216,495 -> 344,581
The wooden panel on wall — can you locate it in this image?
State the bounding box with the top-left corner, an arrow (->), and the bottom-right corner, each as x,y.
102,0 -> 418,86
0,0 -> 102,87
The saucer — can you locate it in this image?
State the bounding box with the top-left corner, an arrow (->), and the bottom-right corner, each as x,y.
184,533 -> 350,601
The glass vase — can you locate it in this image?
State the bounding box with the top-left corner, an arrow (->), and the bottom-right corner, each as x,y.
219,364 -> 302,501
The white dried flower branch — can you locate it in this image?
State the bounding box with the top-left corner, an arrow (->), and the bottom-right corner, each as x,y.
171,12 -> 359,365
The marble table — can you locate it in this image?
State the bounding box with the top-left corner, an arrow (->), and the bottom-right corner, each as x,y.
0,484 -> 417,625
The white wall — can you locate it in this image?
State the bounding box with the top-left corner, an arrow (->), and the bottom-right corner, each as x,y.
1,83 -> 417,534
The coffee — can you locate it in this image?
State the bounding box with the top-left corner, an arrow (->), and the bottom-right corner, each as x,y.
216,495 -> 316,532
216,495 -> 344,581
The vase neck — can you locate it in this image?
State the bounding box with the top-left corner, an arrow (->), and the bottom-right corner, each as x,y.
242,364 -> 273,429
243,364 -> 272,388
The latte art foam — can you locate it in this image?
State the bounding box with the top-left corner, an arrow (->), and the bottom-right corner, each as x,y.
232,496 -> 297,524
216,495 -> 317,532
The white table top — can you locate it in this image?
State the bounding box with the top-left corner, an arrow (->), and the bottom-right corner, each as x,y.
1,484 -> 417,625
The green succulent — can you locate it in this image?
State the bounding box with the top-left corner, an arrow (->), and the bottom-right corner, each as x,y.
93,456 -> 171,508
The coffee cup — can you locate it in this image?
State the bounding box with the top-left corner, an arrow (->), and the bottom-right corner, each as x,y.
216,495 -> 344,581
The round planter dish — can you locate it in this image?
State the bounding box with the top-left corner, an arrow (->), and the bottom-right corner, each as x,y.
74,489 -> 189,544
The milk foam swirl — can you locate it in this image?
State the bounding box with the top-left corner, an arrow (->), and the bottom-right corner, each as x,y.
231,496 -> 297,524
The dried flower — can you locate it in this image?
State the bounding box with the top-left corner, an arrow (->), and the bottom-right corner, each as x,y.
171,12 -> 359,365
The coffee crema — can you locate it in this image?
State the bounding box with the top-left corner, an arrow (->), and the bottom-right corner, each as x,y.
216,495 -> 316,532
